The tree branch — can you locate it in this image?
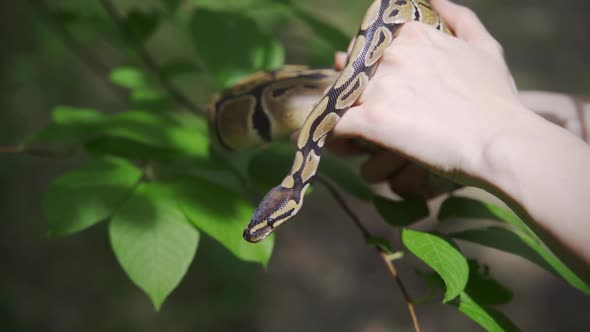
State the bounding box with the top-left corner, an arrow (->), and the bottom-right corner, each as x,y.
27,0 -> 127,102
97,0 -> 204,114
0,146 -> 20,153
314,175 -> 420,332
0,145 -> 78,158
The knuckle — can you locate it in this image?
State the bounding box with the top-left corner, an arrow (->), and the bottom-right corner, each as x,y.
457,6 -> 479,23
399,21 -> 429,40
490,39 -> 504,56
479,38 -> 504,58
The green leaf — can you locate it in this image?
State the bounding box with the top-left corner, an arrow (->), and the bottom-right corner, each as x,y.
44,158 -> 142,236
305,36 -> 335,67
170,176 -> 273,266
189,9 -> 284,88
290,5 -> 349,51
189,0 -> 275,11
163,0 -> 183,13
284,5 -> 350,66
450,227 -> 590,296
416,261 -> 514,306
415,269 -> 445,291
129,88 -> 173,111
159,59 -> 201,79
85,136 -> 181,161
453,292 -> 520,332
262,38 -> 286,72
124,9 -> 161,44
31,107 -> 209,160
402,229 -> 469,302
438,196 -> 532,235
373,195 -> 429,227
110,66 -> 150,90
49,9 -> 78,25
102,111 -> 210,158
110,183 -> 199,310
247,144 -> 294,193
30,107 -> 107,144
465,260 -> 513,305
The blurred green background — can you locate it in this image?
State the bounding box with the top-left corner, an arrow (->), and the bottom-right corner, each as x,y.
1,0 -> 589,331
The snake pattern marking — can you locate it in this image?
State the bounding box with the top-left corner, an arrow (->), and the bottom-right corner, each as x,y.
208,0 -> 451,242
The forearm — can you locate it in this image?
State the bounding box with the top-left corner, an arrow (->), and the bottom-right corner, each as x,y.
480,103 -> 590,282
519,91 -> 590,144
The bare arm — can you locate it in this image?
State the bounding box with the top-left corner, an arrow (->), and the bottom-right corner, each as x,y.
332,0 -> 590,282
481,103 -> 590,283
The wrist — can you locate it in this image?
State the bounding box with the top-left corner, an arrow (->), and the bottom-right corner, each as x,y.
474,101 -> 544,198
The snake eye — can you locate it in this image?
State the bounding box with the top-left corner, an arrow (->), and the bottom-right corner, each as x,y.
267,217 -> 276,227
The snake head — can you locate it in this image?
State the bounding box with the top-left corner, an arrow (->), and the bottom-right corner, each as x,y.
243,185 -> 303,243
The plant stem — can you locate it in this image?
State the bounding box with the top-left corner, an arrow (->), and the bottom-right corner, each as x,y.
379,251 -> 420,332
0,145 -> 79,158
314,175 -> 420,332
0,146 -> 19,153
97,0 -> 204,114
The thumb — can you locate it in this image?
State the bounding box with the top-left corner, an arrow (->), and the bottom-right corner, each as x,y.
334,51 -> 348,71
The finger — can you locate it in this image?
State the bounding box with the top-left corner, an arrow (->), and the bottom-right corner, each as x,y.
326,138 -> 369,156
387,163 -> 434,199
360,150 -> 409,183
346,37 -> 355,55
394,20 -> 440,44
431,0 -> 502,54
334,51 -> 348,71
289,130 -> 300,144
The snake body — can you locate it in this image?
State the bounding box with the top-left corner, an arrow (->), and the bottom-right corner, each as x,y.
209,0 -> 450,242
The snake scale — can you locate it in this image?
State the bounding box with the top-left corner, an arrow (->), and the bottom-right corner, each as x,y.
208,0 -> 451,242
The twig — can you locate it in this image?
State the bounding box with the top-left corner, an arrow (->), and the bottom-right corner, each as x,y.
314,175 -> 420,332
0,146 -> 20,153
27,0 -> 127,102
97,0 -> 204,114
379,251 -> 420,331
315,175 -> 371,241
0,145 -> 79,158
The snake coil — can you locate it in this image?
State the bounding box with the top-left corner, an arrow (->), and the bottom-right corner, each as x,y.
209,0 -> 450,242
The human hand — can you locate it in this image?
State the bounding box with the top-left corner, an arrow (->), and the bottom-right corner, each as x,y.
331,0 -> 526,187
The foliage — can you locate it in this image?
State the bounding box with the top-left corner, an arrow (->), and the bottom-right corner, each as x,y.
14,0 -> 588,331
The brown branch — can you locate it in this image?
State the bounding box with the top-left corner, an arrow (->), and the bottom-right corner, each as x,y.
314,175 -> 420,332
315,175 -> 371,241
27,0 -> 127,102
379,251 -> 420,331
97,0 -> 204,115
0,146 -> 20,153
0,145 -> 78,158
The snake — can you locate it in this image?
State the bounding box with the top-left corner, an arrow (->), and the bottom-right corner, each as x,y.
208,0 -> 451,243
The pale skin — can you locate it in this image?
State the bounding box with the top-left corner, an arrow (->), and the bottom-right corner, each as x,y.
330,0 -> 590,284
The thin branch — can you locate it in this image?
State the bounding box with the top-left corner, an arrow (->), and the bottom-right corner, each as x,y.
0,146 -> 20,153
97,0 -> 204,114
0,145 -> 78,158
27,0 -> 127,102
314,175 -> 420,332
379,251 -> 420,331
315,175 -> 371,241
